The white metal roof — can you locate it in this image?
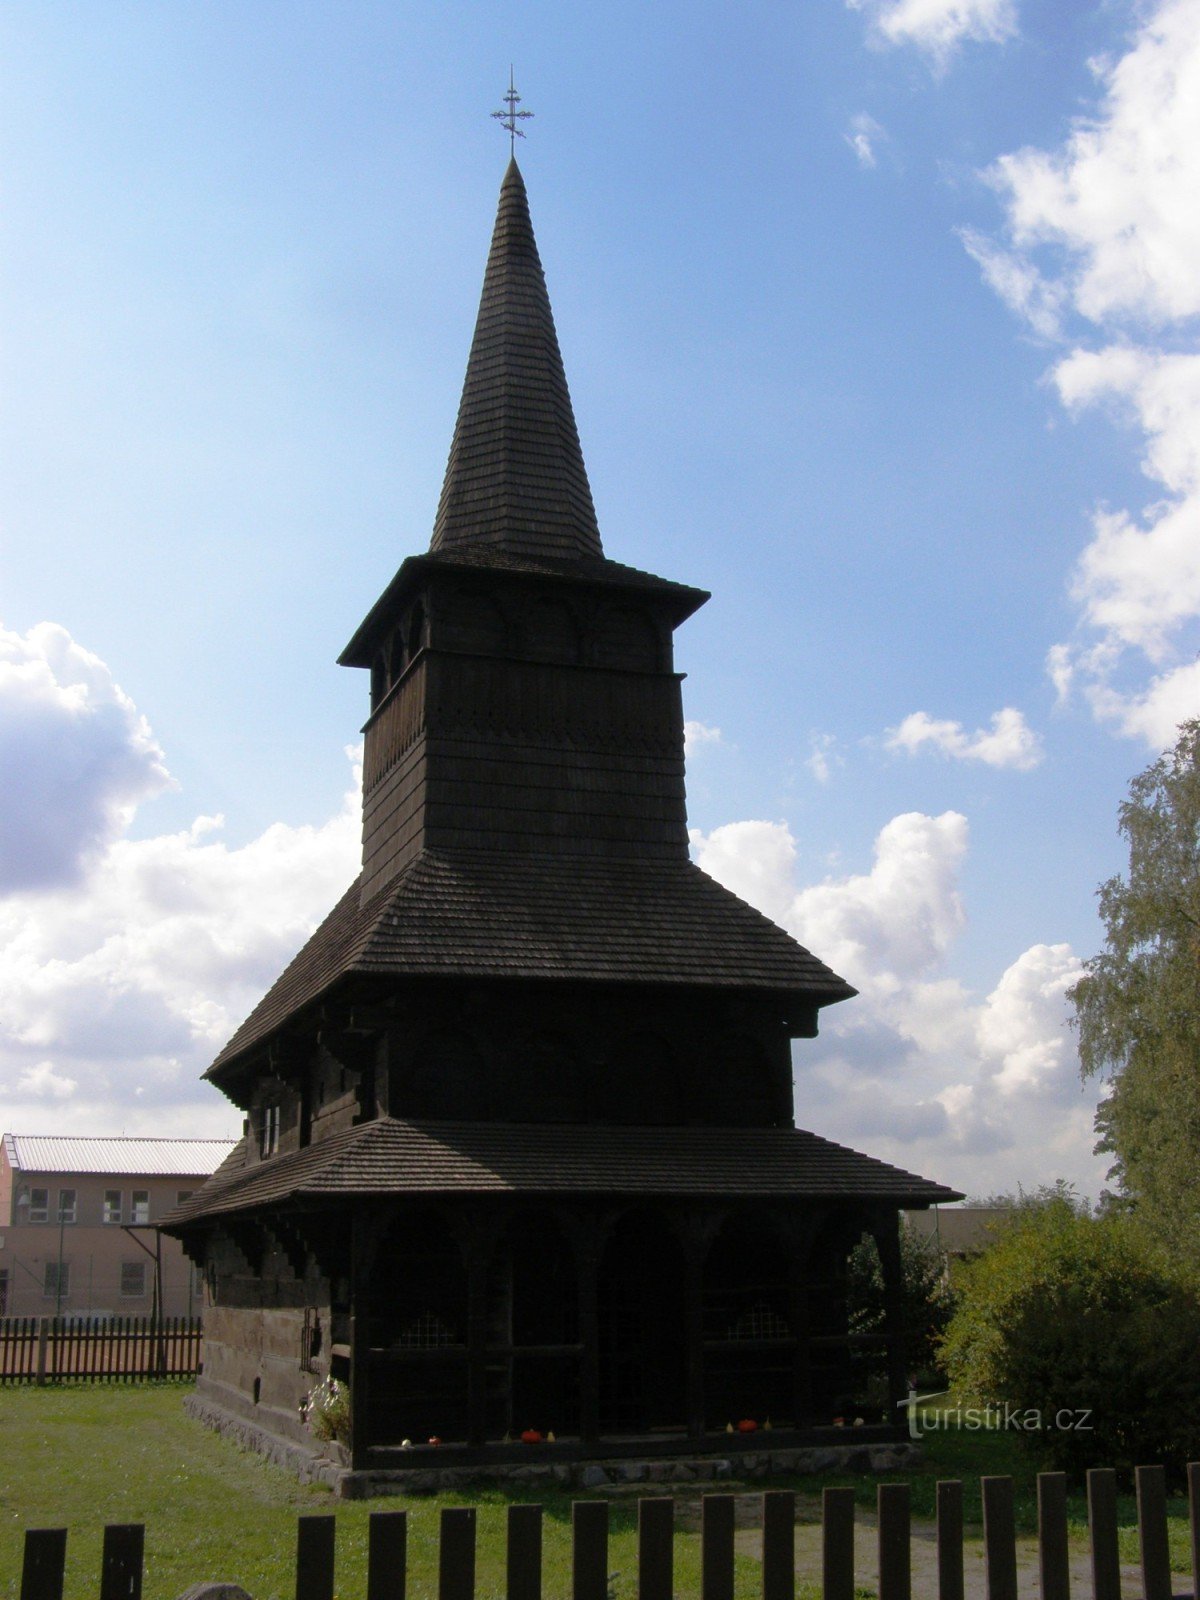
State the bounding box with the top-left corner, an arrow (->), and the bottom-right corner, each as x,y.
3,1133 -> 236,1177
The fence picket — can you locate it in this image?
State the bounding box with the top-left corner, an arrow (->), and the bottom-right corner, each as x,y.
701,1493 -> 735,1600
0,1315 -> 202,1384
572,1500 -> 608,1600
505,1503 -> 542,1600
19,1528 -> 67,1600
1189,1462 -> 1200,1600
14,1458 -> 1200,1600
982,1477 -> 1017,1600
295,1514 -> 335,1600
99,1523 -> 144,1600
1037,1472 -> 1070,1600
1136,1465 -> 1171,1600
637,1496 -> 673,1600
878,1482 -> 911,1600
936,1479 -> 963,1600
762,1489 -> 795,1600
439,1506 -> 476,1600
367,1509 -> 407,1600
1088,1468 -> 1122,1600
823,1485 -> 856,1600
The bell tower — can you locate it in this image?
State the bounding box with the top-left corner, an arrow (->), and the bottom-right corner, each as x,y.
340,161 -> 709,901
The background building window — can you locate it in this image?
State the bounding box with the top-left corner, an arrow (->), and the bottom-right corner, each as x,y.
27,1188 -> 48,1223
130,1190 -> 150,1224
57,1189 -> 76,1225
176,1190 -> 193,1206
120,1261 -> 147,1298
43,1261 -> 69,1299
103,1191 -> 122,1224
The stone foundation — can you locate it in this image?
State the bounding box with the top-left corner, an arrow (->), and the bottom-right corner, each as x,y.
185,1392 -> 921,1499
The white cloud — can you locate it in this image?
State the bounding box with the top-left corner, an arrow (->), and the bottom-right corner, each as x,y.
845,113 -> 885,169
0,622 -> 172,890
959,228 -> 1064,340
1056,348 -> 1200,660
17,1060 -> 77,1101
989,0 -> 1200,328
850,0 -> 1017,66
786,811 -> 969,987
692,810 -> 1105,1196
0,631 -> 363,1139
1085,658 -> 1200,748
806,732 -> 841,784
688,820 -> 798,928
886,706 -> 1043,769
961,0 -> 1200,748
683,720 -> 722,755
977,942 -> 1083,1095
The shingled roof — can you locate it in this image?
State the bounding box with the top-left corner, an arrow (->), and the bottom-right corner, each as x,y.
163,1117 -> 961,1230
431,159 -> 603,562
207,850 -> 855,1078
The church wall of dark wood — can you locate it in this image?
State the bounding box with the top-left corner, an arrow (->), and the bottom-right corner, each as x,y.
373,982 -> 794,1127
195,1227 -> 338,1449
229,978 -> 796,1155
363,576 -> 677,702
361,735 -> 429,901
360,653 -> 690,899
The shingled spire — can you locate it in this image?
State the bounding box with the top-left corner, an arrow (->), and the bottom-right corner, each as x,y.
431,159 -> 603,562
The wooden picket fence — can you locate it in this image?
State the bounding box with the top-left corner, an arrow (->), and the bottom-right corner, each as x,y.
15,1464 -> 1200,1600
0,1315 -> 201,1385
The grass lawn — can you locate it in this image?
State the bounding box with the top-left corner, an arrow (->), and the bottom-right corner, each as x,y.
0,1384 -> 1191,1599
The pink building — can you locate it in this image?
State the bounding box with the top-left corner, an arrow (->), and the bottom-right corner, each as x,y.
0,1134 -> 235,1319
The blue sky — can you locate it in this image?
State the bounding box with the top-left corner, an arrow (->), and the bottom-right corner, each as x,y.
2,0 -> 1197,1199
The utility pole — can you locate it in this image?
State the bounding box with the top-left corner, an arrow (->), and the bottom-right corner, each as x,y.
55,1197 -> 66,1317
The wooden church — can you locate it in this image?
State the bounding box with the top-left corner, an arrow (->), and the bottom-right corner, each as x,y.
166,158 -> 958,1486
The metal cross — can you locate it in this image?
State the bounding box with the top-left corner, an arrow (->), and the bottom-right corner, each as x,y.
492,68 -> 533,156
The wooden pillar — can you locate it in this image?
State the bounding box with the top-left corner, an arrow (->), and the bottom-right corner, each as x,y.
349,1210 -> 375,1470
575,1215 -> 602,1445
787,1217 -> 815,1429
682,1221 -> 707,1442
465,1228 -> 491,1448
871,1210 -> 908,1416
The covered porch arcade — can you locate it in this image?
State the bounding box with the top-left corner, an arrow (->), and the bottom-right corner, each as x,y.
171,1117 -> 958,1470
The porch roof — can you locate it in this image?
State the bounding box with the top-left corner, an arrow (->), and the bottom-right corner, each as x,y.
162,1116 -> 961,1230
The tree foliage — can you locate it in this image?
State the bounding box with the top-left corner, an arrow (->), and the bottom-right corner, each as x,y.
1069,718 -> 1200,1253
940,1192 -> 1200,1474
847,1225 -> 956,1393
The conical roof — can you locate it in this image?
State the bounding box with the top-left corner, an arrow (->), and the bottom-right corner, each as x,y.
430,160 -> 603,561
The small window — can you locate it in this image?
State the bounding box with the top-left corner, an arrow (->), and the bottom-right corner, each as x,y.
103,1191 -> 122,1225
176,1189 -> 193,1207
259,1104 -> 280,1158
120,1261 -> 147,1298
130,1191 -> 150,1225
43,1261 -> 70,1298
27,1188 -> 49,1224
57,1189 -> 77,1225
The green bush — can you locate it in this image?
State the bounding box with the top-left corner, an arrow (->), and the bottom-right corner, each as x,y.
847,1225 -> 957,1397
940,1193 -> 1200,1473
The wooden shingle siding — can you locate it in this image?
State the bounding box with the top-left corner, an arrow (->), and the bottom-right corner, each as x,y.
432,162 -> 603,563
167,1119 -> 960,1225
206,851 -> 855,1083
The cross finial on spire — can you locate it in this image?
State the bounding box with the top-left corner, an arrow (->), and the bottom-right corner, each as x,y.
491,67 -> 533,157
